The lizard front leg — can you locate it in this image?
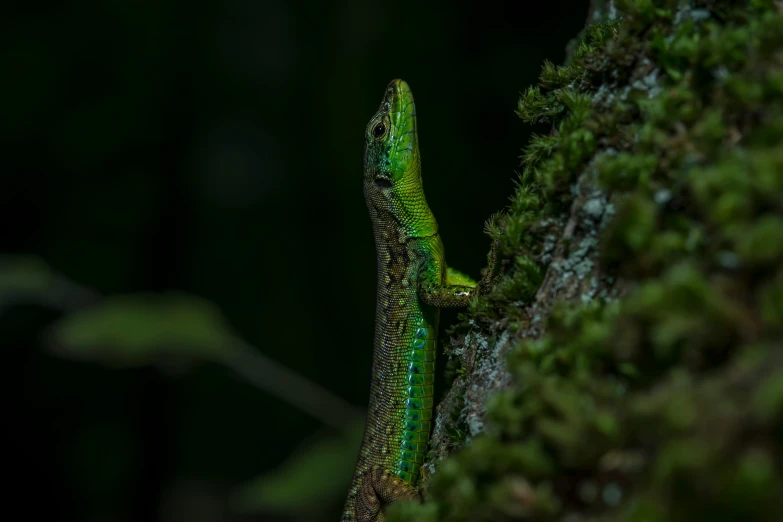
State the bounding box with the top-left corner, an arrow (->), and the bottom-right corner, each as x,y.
419,240 -> 503,307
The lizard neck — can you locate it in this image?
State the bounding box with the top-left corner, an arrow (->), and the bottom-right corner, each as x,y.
365,186 -> 439,245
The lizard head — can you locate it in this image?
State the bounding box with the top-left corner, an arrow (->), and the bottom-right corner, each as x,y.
363,79 -> 438,241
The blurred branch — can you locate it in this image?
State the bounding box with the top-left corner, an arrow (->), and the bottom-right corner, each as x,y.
1,254 -> 360,432
225,343 -> 360,432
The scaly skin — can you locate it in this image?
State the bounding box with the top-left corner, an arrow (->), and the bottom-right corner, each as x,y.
341,80 -> 498,522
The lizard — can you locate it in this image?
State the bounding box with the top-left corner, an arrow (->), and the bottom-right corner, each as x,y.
341,79 -> 501,521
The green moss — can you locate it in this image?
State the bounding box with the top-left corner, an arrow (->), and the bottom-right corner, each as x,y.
734,215 -> 783,267
601,193 -> 658,269
444,390 -> 469,448
516,85 -> 565,124
566,18 -> 621,64
759,270 -> 783,330
538,60 -> 582,90
595,152 -> 658,191
389,1 -> 783,520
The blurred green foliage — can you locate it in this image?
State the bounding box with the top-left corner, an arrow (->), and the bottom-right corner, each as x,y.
232,421 -> 364,519
50,293 -> 241,367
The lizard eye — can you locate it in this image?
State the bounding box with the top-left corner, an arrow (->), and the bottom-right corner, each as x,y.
372,122 -> 387,139
374,178 -> 392,189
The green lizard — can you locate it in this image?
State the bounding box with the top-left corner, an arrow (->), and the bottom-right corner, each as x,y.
341,79 -> 500,521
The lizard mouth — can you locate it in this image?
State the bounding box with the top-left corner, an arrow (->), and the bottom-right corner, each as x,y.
384,79 -> 417,141
385,79 -> 413,111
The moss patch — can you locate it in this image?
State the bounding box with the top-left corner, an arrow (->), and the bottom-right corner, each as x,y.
390,0 -> 783,520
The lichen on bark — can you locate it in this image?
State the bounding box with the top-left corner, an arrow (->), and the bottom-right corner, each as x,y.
389,1 -> 783,520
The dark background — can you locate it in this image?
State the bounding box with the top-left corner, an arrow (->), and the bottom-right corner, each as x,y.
2,1 -> 588,521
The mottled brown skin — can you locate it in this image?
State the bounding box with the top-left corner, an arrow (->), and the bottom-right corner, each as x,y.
342,80 -> 500,522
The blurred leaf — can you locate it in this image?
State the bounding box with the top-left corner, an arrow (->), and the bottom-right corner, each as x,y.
48,292 -> 240,367
0,255 -> 51,294
232,420 -> 364,515
47,290 -> 360,430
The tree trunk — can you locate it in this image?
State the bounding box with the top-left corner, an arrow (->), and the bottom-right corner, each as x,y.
389,1 -> 783,520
